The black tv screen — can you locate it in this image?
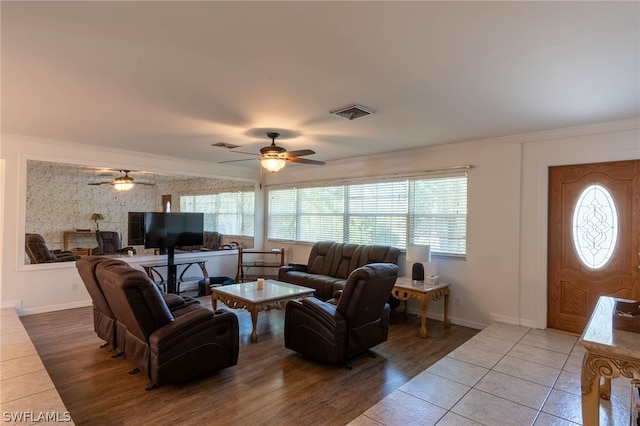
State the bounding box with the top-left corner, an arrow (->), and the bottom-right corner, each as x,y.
144,212 -> 204,249
127,212 -> 146,246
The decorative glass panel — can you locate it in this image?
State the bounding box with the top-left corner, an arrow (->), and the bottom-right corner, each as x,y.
572,184 -> 618,269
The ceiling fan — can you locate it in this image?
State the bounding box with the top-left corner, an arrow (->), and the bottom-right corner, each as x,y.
219,132 -> 326,172
88,170 -> 155,191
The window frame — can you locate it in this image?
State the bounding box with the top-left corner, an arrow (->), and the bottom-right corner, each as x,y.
267,169 -> 468,258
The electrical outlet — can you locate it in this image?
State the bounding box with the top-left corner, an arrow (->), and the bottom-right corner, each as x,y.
454,297 -> 461,306
72,282 -> 78,291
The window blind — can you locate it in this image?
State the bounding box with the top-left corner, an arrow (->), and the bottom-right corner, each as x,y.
267,173 -> 467,255
180,191 -> 255,237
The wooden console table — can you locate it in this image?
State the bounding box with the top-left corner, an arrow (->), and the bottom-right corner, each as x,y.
63,230 -> 95,250
391,276 -> 451,338
579,296 -> 640,426
140,259 -> 209,295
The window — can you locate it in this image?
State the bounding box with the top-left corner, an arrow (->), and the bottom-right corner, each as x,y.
572,183 -> 618,269
180,191 -> 254,237
268,173 -> 467,256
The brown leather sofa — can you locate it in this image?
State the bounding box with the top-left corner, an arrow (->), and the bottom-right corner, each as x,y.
76,257 -> 203,353
278,241 -> 400,301
284,263 -> 399,365
176,231 -> 222,252
25,233 -> 79,264
79,258 -> 239,388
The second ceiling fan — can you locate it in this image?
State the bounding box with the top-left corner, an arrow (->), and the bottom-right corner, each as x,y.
88,170 -> 155,191
220,132 -> 326,172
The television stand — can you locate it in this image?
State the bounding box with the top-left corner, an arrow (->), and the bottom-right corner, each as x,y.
167,246 -> 177,294
140,251 -> 210,294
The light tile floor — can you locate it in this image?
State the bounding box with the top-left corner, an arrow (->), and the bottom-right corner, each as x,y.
349,322 -> 633,426
0,308 -> 74,425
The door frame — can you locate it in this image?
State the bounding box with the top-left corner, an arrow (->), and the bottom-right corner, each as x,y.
536,151 -> 640,329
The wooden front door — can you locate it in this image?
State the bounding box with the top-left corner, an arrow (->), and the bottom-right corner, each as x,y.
547,160 -> 640,334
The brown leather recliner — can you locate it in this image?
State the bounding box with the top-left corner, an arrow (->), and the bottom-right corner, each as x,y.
76,257 -> 204,354
25,233 -> 79,264
93,231 -> 135,255
284,263 -> 399,365
95,261 -> 239,388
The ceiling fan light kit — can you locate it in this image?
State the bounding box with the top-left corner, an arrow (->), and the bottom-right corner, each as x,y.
88,170 -> 155,191
218,131 -> 325,173
261,157 -> 287,173
113,177 -> 134,191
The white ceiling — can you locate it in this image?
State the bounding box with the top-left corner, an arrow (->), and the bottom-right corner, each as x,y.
2,1 -> 639,170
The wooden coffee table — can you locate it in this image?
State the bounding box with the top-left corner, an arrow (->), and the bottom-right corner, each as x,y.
211,280 -> 315,342
391,276 -> 451,338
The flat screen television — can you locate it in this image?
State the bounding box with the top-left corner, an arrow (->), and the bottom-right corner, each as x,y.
144,212 -> 204,249
127,212 -> 146,246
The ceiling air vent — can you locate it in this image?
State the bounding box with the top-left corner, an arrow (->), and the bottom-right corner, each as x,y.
330,104 -> 376,120
211,142 -> 241,149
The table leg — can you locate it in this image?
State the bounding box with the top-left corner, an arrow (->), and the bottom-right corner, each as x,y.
419,296 -> 428,338
249,307 -> 259,342
443,289 -> 451,327
211,294 -> 218,311
581,354 -> 601,426
600,377 -> 611,400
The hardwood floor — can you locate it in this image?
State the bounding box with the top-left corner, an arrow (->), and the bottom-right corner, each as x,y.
20,300 -> 478,426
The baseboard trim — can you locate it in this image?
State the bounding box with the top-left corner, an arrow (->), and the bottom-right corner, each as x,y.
489,313 -> 537,329
1,299 -> 22,310
17,300 -> 92,316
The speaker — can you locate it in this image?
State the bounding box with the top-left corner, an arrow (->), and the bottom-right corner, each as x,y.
411,262 -> 424,281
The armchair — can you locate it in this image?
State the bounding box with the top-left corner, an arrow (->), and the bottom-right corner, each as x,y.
95,261 -> 239,388
25,233 -> 79,264
284,263 -> 398,366
94,231 -> 136,255
76,257 -> 207,355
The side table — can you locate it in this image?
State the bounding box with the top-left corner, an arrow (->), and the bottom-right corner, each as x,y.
391,276 -> 451,338
579,295 -> 640,426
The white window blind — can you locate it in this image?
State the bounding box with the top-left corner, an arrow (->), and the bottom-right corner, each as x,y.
409,176 -> 467,255
180,191 -> 255,237
267,173 -> 467,255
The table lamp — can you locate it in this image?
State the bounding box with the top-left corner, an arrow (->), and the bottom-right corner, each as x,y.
91,213 -> 104,231
406,244 -> 431,283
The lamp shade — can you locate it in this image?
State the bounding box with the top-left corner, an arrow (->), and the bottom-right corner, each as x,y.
406,244 -> 431,263
90,213 -> 104,221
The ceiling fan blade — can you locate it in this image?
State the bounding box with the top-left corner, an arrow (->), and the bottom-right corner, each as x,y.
285,149 -> 315,158
88,182 -> 111,185
287,157 -> 326,165
218,158 -> 258,164
229,150 -> 261,157
135,182 -> 156,186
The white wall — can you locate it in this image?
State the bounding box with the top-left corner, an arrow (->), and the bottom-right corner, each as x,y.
265,118 -> 640,330
0,134 -> 257,314
2,120 -> 639,326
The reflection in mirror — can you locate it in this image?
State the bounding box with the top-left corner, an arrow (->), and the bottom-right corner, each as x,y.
24,160 -> 255,264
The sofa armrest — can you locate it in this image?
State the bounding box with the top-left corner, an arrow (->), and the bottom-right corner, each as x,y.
279,263 -> 308,276
150,308 -> 237,350
50,251 -> 80,262
161,293 -> 185,309
299,297 -> 345,327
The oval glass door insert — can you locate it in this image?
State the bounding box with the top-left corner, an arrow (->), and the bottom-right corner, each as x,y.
572,183 -> 618,269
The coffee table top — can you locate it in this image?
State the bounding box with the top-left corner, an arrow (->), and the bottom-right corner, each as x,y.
212,279 -> 315,304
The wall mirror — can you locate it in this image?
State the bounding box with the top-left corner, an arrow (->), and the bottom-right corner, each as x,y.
24,159 -> 256,265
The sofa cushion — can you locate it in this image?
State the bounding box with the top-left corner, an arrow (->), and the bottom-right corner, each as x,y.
307,241 -> 338,275
279,241 -> 400,301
